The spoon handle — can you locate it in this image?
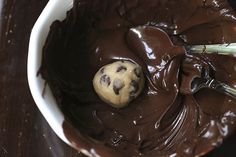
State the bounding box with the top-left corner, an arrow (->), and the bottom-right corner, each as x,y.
187,44 -> 236,99
221,84 -> 236,100
188,43 -> 236,54
207,79 -> 236,99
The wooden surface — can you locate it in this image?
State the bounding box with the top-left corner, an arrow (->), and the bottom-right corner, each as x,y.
0,0 -> 235,157
0,0 -> 81,156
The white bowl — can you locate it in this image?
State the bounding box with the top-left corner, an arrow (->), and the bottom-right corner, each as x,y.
27,0 -> 236,156
27,0 -> 73,149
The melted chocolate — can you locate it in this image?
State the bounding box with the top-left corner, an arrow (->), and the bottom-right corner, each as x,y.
40,0 -> 236,156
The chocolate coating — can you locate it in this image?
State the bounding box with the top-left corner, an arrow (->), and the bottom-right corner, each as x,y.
40,0 -> 236,157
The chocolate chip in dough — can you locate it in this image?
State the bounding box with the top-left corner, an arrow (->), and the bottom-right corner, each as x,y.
100,67 -> 105,74
113,79 -> 125,95
100,75 -> 111,86
116,66 -> 127,73
130,80 -> 139,95
134,68 -> 141,78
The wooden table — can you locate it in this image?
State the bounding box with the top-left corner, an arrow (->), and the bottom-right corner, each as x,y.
0,0 -> 235,156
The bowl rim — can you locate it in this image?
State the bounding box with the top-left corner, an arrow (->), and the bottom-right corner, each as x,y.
27,0 -> 73,147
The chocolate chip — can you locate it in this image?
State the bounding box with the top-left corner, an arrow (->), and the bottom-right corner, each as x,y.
130,80 -> 139,95
100,67 -> 105,74
113,79 -> 125,95
100,75 -> 111,86
116,66 -> 127,73
134,68 -> 141,78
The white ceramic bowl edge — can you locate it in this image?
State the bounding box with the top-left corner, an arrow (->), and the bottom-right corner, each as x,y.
27,0 -> 73,146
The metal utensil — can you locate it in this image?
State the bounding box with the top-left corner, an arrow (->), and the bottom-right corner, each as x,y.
187,43 -> 236,55
190,77 -> 236,99
186,43 -> 236,98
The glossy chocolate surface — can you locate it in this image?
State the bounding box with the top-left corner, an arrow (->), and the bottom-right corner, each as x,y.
41,0 -> 236,156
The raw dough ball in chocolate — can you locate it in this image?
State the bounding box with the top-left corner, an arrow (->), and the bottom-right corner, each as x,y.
93,61 -> 145,108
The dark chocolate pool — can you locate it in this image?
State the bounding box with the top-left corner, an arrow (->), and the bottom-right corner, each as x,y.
40,0 -> 236,156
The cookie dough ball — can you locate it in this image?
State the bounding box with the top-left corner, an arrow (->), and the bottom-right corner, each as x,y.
93,61 -> 145,108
